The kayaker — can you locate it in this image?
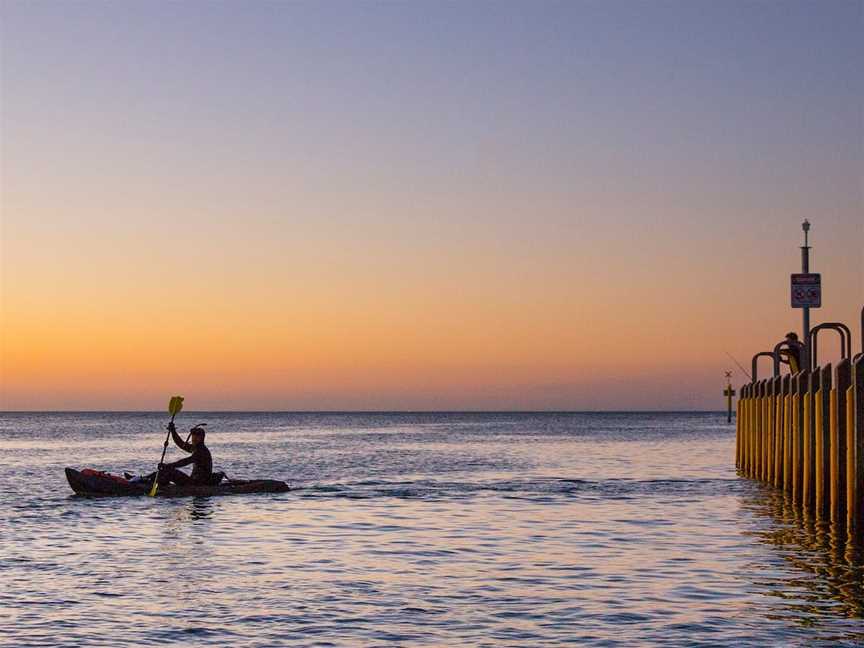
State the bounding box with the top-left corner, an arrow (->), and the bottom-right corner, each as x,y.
157,423 -> 214,486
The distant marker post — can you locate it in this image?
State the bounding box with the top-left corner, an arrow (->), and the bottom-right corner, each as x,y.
724,371 -> 735,424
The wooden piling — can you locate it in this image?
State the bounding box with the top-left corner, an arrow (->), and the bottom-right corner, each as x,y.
846,378 -> 856,531
791,375 -> 798,498
838,360 -> 851,518
766,379 -> 775,483
736,385 -> 742,470
830,378 -> 840,523
757,382 -> 764,480
747,384 -> 754,476
802,370 -> 817,510
783,376 -> 792,493
741,384 -> 749,475
741,385 -> 752,475
791,373 -> 802,503
773,376 -> 784,488
762,380 -> 771,482
815,364 -> 832,519
849,356 -> 864,535
830,360 -> 851,525
792,374 -> 804,503
749,382 -> 757,479
739,384 -> 746,473
752,383 -> 760,478
755,381 -> 764,481
735,385 -> 747,474
735,393 -> 742,469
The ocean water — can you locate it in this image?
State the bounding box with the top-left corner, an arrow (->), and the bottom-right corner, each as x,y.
0,412 -> 862,647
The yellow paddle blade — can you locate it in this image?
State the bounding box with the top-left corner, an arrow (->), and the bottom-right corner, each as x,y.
168,395 -> 184,417
148,480 -> 159,497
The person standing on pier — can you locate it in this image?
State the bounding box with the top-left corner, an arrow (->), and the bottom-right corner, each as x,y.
781,332 -> 805,373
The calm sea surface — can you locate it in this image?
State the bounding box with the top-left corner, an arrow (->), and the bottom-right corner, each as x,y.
1,412 -> 862,647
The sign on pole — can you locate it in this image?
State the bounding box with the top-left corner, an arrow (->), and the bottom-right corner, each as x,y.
791,273 -> 821,308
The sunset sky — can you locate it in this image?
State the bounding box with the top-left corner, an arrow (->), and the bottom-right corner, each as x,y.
1,1 -> 861,410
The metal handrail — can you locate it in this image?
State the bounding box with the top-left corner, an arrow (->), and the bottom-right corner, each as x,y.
809,322 -> 852,369
752,351 -> 777,382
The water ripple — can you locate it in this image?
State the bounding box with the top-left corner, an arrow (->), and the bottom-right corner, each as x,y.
0,412 -> 861,646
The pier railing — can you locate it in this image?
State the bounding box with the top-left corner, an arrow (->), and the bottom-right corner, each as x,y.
736,310 -> 864,541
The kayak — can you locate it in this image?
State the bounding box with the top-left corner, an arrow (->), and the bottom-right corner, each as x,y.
65,467 -> 290,498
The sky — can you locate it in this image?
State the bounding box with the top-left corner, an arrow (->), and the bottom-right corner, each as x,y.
1,0 -> 862,411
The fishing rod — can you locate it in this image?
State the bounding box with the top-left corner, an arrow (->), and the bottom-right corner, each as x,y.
725,351 -> 752,382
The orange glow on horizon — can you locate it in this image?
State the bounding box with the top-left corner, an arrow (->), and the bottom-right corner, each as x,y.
2,2 -> 861,410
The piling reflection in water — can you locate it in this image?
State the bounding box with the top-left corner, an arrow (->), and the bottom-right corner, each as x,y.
740,484 -> 864,632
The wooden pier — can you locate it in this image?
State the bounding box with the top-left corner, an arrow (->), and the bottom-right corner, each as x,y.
737,354 -> 864,540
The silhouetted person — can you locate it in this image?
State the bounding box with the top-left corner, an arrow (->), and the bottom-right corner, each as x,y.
157,424 -> 213,486
781,331 -> 805,373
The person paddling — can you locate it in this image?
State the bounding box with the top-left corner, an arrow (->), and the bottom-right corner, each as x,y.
157,423 -> 214,486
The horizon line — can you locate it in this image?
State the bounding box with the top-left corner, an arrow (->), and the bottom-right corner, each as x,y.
0,409 -> 732,415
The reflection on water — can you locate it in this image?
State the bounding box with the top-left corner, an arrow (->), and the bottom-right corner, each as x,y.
740,485 -> 864,637
188,497 -> 215,521
1,412 -> 863,646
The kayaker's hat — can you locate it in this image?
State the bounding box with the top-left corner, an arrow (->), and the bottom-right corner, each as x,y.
786,332 -> 798,341
190,425 -> 206,439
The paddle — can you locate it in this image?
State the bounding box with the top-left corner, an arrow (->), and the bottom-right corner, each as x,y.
148,395 -> 184,497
